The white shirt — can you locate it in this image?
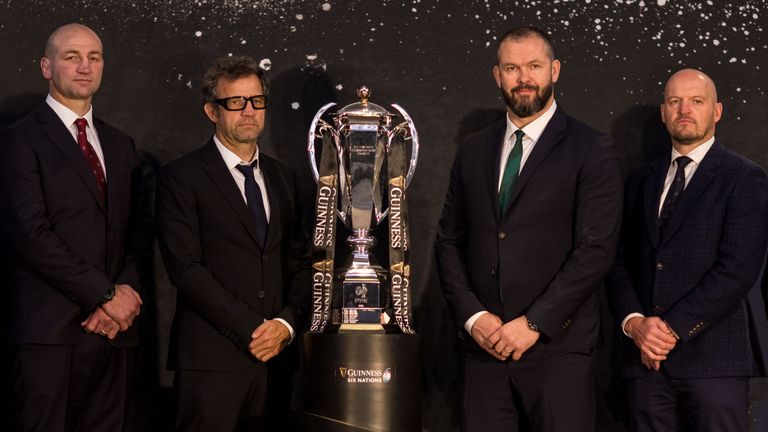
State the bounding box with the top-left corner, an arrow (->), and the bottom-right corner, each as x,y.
46,95 -> 107,176
466,101 -> 559,334
213,136 -> 271,222
496,101 -> 558,191
213,137 -> 295,340
622,136 -> 715,338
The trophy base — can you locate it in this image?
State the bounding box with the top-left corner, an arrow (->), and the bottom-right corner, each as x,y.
339,323 -> 385,333
297,332 -> 422,432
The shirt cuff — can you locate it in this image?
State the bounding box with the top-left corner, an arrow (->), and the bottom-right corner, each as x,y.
621,313 -> 645,338
273,318 -> 295,343
464,311 -> 489,334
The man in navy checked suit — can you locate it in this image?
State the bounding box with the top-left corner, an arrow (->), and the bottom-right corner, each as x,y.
608,68 -> 768,431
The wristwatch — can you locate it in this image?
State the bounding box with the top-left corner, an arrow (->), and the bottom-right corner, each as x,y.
527,318 -> 540,333
99,286 -> 115,304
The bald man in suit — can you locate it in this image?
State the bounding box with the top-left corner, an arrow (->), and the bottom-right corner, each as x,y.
0,23 -> 144,431
608,69 -> 768,431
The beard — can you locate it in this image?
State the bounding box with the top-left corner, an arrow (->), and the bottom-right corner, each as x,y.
669,120 -> 709,146
501,81 -> 553,118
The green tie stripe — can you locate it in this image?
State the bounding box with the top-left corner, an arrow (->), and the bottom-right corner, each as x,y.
499,129 -> 524,214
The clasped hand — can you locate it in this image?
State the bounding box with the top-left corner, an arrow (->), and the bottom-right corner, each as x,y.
81,284 -> 142,339
249,320 -> 290,362
626,316 -> 677,371
471,313 -> 540,361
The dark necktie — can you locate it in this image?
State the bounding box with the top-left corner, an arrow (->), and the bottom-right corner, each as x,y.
235,162 -> 268,248
74,118 -> 106,201
499,129 -> 524,214
659,156 -> 692,228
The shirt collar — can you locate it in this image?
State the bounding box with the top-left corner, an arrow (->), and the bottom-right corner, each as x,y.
213,135 -> 259,169
670,136 -> 715,166
46,94 -> 95,131
504,100 -> 558,144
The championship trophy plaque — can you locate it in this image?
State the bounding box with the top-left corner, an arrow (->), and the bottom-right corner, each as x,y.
298,87 -> 422,431
307,86 -> 418,333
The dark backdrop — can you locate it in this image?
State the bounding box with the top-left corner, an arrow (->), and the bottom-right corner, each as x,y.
2,1 -> 767,431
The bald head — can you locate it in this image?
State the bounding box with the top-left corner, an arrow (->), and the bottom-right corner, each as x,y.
45,23 -> 102,58
663,68 -> 718,103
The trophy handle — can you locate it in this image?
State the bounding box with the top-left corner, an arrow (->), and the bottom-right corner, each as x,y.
390,104 -> 419,188
307,102 -> 338,183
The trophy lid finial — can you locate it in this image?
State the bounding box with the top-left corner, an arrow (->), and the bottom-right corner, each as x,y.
357,86 -> 370,107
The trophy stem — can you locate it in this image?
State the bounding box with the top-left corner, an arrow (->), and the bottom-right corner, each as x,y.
339,228 -> 386,332
349,228 -> 375,268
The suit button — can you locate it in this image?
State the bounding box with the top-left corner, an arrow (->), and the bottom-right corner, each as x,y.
656,262 -> 664,270
258,290 -> 266,299
653,305 -> 661,314
490,269 -> 496,279
498,232 -> 506,240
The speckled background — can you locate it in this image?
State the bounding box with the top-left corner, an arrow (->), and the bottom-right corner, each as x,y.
1,1 -> 766,430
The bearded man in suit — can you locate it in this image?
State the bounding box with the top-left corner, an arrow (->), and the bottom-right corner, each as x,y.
608,69 -> 768,432
435,26 -> 623,432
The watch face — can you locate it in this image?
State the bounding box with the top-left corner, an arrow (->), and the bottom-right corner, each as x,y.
101,287 -> 115,303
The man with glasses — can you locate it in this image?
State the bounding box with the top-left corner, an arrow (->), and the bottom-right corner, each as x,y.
156,55 -> 310,431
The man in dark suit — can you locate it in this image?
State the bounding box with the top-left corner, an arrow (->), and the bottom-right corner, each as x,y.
435,26 -> 623,432
156,56 -> 310,431
607,69 -> 768,431
0,23 -> 144,431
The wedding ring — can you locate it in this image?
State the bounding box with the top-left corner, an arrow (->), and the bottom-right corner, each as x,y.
99,329 -> 108,336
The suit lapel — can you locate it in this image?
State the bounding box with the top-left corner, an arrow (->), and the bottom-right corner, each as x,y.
659,142 -> 723,244
643,157 -> 668,248
201,140 -> 263,249
36,104 -> 106,215
499,107 -> 567,224
258,156 -> 283,251
485,120 -> 506,223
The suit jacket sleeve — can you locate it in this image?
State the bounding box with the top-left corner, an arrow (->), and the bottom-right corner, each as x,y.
113,138 -> 152,292
435,148 -> 487,327
269,164 -> 311,332
663,165 -> 768,343
525,135 -> 624,338
606,171 -> 646,326
156,163 -> 264,347
0,125 -> 113,313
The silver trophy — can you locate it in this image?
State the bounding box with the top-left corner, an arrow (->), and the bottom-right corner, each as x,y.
307,86 -> 418,333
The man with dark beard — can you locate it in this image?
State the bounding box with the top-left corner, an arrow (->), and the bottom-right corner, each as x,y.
607,69 -> 768,431
435,26 -> 623,431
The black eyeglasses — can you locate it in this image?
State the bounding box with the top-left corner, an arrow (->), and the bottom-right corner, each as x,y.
214,95 -> 268,111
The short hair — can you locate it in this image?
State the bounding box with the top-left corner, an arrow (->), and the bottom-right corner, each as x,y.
496,26 -> 555,62
201,55 -> 268,104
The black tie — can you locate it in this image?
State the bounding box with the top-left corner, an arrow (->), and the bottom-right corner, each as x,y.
659,156 -> 692,229
235,162 -> 268,248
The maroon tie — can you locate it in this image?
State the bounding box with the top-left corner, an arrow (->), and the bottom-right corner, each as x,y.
74,118 -> 107,201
